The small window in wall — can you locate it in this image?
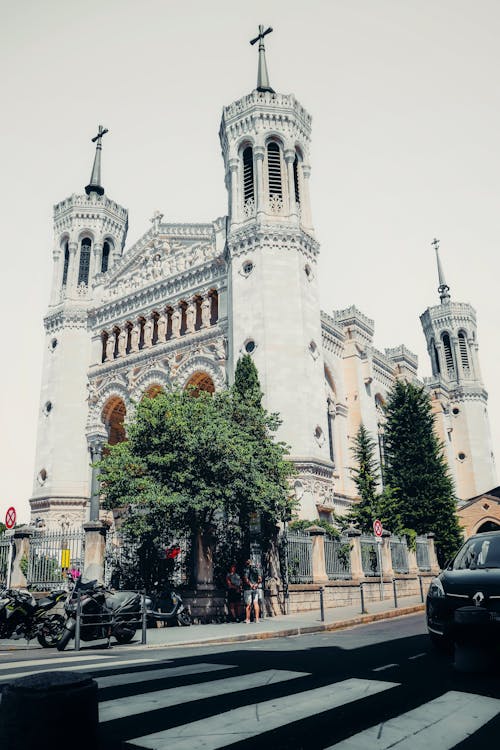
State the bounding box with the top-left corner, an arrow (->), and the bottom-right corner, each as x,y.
50,338 -> 58,350
458,452 -> 466,461
37,469 -> 47,486
458,331 -> 469,369
242,261 -> 254,276
244,339 -> 256,354
78,238 -> 91,286
304,263 -> 313,281
101,241 -> 111,273
62,242 -> 70,287
452,407 -> 460,416
314,425 -> 325,447
43,401 -> 52,416
242,146 -> 255,204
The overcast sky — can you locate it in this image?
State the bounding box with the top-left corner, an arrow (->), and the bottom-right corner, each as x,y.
1,0 -> 499,524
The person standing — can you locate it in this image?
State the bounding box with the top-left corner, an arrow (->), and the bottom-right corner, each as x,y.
226,563 -> 241,622
242,558 -> 262,623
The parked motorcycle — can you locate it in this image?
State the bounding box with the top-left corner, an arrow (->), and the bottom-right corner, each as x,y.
0,587 -> 67,647
56,579 -> 142,651
145,587 -> 191,627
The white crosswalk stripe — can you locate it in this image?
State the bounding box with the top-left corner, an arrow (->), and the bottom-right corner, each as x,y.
328,690 -> 500,749
97,662 -> 234,689
127,678 -> 398,750
0,657 -> 153,682
0,654 -> 116,671
100,668 -> 306,723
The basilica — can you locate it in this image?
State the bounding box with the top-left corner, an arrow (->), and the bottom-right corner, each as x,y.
30,29 -> 497,530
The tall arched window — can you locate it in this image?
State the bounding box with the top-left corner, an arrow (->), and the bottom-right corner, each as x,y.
293,153 -> 301,206
458,331 -> 469,370
442,332 -> 455,375
242,146 -> 255,214
267,142 -> 283,205
431,338 -> 441,375
62,241 -> 70,287
78,238 -> 91,286
101,241 -> 111,273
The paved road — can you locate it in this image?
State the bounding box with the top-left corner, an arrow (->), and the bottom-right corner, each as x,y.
1,613 -> 499,749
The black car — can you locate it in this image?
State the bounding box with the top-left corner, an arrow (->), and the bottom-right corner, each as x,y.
427,531 -> 500,650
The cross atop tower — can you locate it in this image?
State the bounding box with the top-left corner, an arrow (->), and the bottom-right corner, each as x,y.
250,25 -> 275,94
85,124 -> 109,196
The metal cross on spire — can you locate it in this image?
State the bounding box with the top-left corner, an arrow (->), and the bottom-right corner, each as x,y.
250,25 -> 275,93
85,125 -> 109,196
432,237 -> 451,303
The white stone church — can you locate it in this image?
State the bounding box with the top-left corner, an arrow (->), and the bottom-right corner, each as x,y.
30,29 -> 497,529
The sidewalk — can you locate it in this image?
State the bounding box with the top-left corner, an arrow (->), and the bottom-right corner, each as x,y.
0,594 -> 425,653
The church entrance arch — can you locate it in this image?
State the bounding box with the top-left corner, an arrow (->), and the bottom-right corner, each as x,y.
102,396 -> 127,445
476,520 -> 500,534
185,371 -> 215,397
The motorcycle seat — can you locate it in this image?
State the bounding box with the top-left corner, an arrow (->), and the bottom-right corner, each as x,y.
37,597 -> 55,610
105,590 -> 138,610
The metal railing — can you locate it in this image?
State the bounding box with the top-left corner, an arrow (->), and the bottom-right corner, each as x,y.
416,537 -> 431,571
27,528 -> 85,589
360,535 -> 380,576
390,536 -> 409,574
0,534 -> 11,587
324,537 -> 352,580
286,532 -> 313,584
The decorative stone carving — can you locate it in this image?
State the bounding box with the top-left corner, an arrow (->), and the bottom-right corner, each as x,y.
130,324 -> 140,353
105,336 -> 115,361
201,297 -> 211,328
144,319 -> 154,348
118,329 -> 127,357
171,309 -> 181,338
186,303 -> 196,334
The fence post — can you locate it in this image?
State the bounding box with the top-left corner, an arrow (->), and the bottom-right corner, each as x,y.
381,531 -> 394,579
319,586 -> 325,622
418,575 -> 424,602
347,528 -> 363,580
83,521 -> 108,584
75,592 -> 81,652
392,578 -> 398,608
306,526 -> 328,584
427,533 -> 440,572
10,526 -> 34,589
407,546 -> 419,576
141,594 -> 147,645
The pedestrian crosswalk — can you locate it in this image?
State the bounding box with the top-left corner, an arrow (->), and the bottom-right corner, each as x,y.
2,650 -> 499,748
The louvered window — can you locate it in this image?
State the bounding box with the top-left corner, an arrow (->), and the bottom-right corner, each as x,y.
458,331 -> 469,369
267,142 -> 282,197
432,340 -> 441,375
62,241 -> 69,286
242,147 -> 254,203
293,154 -> 301,204
101,241 -> 110,273
78,238 -> 91,286
442,333 -> 455,374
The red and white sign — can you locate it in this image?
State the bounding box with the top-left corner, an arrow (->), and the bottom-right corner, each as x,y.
5,507 -> 16,529
373,519 -> 383,537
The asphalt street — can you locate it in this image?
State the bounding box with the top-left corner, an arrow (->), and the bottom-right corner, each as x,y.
1,613 -> 499,749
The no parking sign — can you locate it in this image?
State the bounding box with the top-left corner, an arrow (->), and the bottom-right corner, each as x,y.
5,507 -> 16,529
373,518 -> 383,537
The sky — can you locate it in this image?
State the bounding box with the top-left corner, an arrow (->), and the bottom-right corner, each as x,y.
1,0 -> 499,524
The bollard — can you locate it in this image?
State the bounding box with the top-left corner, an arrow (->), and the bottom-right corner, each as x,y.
75,591 -> 82,652
392,578 -> 398,608
360,582 -> 367,614
141,593 -> 147,645
419,575 -> 424,603
319,586 -> 325,622
0,671 -> 98,749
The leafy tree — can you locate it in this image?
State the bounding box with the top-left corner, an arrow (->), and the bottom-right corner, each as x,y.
98,382 -> 296,588
345,424 -> 382,533
382,380 -> 463,565
288,518 -> 340,539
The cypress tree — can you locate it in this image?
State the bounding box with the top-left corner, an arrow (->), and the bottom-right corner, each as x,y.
383,380 -> 462,565
346,423 -> 381,533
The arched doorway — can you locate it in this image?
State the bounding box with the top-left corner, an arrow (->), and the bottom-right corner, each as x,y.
185,371 -> 215,397
476,520 -> 500,534
102,396 -> 127,445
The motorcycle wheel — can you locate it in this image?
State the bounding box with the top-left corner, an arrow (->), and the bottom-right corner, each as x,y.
56,621 -> 75,652
114,627 -> 136,644
37,614 -> 66,648
177,611 -> 192,627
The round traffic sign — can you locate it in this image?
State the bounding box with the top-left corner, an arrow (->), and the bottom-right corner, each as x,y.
373,518 -> 383,537
5,507 -> 16,529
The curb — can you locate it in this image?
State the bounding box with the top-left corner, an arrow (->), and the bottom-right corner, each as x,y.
141,603 -> 425,650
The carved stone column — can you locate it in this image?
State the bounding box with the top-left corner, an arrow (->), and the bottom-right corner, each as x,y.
50,248 -> 62,304
427,533 -> 440,573
171,308 -> 181,338
143,317 -> 154,348
300,164 -> 313,229
157,313 -> 167,343
254,146 -> 265,218
130,323 -> 140,353
105,334 -> 115,362
83,521 -> 108,584
306,525 -> 328,584
10,527 -> 34,589
284,149 -> 297,218
88,439 -> 105,522
67,241 -> 79,294
186,302 -> 196,334
228,157 -> 239,223
201,296 -> 211,329
118,328 -> 127,357
90,241 -> 103,281
347,528 -> 363,580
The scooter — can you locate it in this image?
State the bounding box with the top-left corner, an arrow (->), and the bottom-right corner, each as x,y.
145,587 -> 191,627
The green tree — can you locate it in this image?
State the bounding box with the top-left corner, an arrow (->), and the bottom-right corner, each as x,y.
382,380 -> 462,565
98,383 -> 295,588
345,423 -> 382,533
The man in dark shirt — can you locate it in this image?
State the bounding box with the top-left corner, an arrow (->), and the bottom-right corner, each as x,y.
242,558 -> 262,623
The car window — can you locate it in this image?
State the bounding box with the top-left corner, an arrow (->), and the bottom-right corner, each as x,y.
452,536 -> 500,569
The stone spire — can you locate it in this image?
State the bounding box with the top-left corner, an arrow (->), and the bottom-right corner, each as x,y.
250,25 -> 275,93
432,237 -> 450,303
85,125 -> 108,196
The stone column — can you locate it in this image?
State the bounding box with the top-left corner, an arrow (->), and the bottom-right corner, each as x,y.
143,317 -> 154,348
88,439 -> 104,522
171,307 -> 181,338
201,296 -> 211,329
90,241 -> 102,282
306,526 -> 328,583
50,248 -> 62,305
118,328 -> 127,357
83,522 -> 108,584
228,158 -> 239,224
347,528 -> 363,580
300,164 -> 313,230
254,146 -> 265,218
67,241 -> 79,295
427,533 -> 440,573
381,531 -> 394,578
105,333 -> 115,362
10,527 -> 34,589
407,546 -> 419,576
130,323 -> 140,353
284,149 -> 297,218
157,313 -> 167,343
186,302 -> 196,334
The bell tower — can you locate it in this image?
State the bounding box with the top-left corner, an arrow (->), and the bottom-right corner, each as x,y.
220,27 -> 333,517
30,128 -> 128,527
420,239 -> 496,500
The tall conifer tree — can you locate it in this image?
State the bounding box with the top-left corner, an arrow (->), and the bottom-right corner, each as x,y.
383,380 -> 462,564
346,424 -> 381,533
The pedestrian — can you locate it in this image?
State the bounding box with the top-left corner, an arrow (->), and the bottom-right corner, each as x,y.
242,558 -> 262,624
225,563 -> 241,622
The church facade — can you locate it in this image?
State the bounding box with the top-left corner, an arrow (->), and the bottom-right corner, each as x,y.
30,33 -> 497,529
